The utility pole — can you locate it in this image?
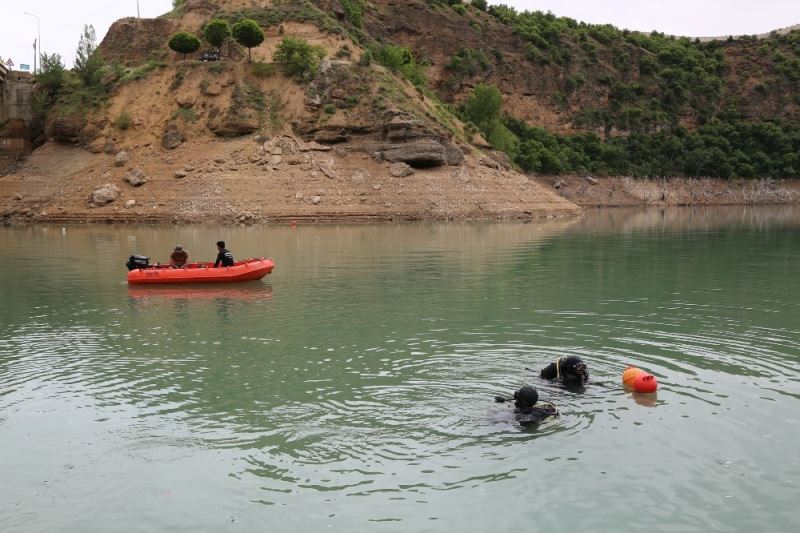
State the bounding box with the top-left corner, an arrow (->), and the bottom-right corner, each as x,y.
33,39 -> 37,74
137,1 -> 141,19
24,12 -> 41,73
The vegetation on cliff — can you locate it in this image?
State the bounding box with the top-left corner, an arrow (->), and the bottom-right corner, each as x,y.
33,0 -> 800,180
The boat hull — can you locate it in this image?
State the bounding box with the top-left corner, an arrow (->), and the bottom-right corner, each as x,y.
127,258 -> 275,284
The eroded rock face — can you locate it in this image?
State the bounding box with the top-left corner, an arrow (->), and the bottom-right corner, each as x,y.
380,139 -> 448,167
91,184 -> 120,205
123,169 -> 149,187
162,123 -> 184,149
207,109 -> 259,137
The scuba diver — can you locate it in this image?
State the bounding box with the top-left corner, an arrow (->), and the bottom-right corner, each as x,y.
495,386 -> 559,427
540,356 -> 589,384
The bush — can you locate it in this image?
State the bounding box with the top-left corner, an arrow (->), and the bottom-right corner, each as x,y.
251,61 -> 276,78
273,36 -> 326,79
168,32 -> 201,60
323,104 -> 336,114
472,0 -> 488,10
114,109 -> 132,130
232,19 -> 265,61
446,47 -> 491,77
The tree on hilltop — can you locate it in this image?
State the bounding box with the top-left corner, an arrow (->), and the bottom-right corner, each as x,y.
74,25 -> 104,87
204,19 -> 230,50
232,19 -> 265,62
169,31 -> 201,60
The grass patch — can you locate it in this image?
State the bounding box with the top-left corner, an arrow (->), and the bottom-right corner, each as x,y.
114,109 -> 133,129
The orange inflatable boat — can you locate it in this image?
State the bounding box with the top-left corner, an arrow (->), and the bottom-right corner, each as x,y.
127,257 -> 275,284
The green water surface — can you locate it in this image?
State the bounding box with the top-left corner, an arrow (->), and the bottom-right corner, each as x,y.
1,207 -> 799,532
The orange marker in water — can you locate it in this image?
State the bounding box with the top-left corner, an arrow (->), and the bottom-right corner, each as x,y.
632,373 -> 658,393
623,366 -> 646,387
291,220 -> 297,228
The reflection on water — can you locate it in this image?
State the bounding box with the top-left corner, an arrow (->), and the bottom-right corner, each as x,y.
1,207 -> 799,532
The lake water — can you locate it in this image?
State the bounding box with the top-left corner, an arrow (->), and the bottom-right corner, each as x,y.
1,207 -> 799,532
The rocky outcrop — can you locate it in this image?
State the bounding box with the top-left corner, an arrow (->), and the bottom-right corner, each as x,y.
49,117 -> 84,145
91,184 -> 120,205
380,139 -> 448,167
207,108 -> 259,137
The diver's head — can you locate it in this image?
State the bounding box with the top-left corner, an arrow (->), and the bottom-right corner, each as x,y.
561,356 -> 589,382
514,386 -> 539,409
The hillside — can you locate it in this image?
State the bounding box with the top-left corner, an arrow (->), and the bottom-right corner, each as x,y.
2,0 -> 800,224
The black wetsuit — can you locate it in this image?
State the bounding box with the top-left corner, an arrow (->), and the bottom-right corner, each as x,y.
540,357 -> 589,383
515,403 -> 559,426
214,248 -> 234,267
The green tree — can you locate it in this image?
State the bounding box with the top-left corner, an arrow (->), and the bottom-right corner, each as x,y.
472,0 -> 488,11
273,36 -> 327,79
36,53 -> 65,97
463,84 -> 503,129
204,19 -> 230,50
232,19 -> 265,62
74,24 -> 104,86
168,32 -> 201,60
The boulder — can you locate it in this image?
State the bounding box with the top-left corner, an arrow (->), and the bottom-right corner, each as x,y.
49,117 -> 84,144
472,132 -> 492,149
311,195 -> 322,205
389,162 -> 415,177
488,150 -> 513,171
175,93 -> 197,109
114,150 -> 130,167
444,142 -> 465,166
91,184 -> 121,205
123,169 -> 150,187
124,199 -> 137,209
162,123 -> 184,149
381,139 -> 447,168
103,140 -> 119,155
174,170 -> 188,179
87,139 -> 105,153
585,175 -> 599,185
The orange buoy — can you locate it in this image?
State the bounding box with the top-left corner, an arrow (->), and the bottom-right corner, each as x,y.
623,366 -> 646,387
291,220 -> 297,228
632,373 -> 658,393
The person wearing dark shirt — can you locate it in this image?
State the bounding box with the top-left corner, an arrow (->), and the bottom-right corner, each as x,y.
540,356 -> 589,383
170,245 -> 189,268
214,240 -> 234,267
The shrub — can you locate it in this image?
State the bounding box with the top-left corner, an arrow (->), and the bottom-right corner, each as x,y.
273,36 -> 326,79
114,109 -> 132,130
323,104 -> 336,114
251,61 -> 276,78
168,32 -> 201,60
472,0 -> 488,10
232,19 -> 265,62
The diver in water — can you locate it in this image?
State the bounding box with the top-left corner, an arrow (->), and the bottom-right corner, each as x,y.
495,386 -> 559,426
540,356 -> 589,383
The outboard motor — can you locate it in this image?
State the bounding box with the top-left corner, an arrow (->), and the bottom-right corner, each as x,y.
126,255 -> 150,271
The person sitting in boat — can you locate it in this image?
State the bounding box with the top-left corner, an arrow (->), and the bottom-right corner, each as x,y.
214,241 -> 234,268
540,356 -> 589,383
169,245 -> 189,269
495,386 -> 559,426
